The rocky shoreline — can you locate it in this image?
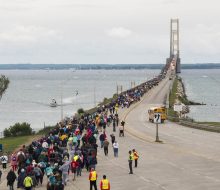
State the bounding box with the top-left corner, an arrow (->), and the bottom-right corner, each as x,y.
175,76 -> 205,114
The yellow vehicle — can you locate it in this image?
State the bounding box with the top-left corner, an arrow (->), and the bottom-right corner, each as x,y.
148,106 -> 166,123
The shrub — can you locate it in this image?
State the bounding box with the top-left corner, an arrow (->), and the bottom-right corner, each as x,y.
3,122 -> 32,137
0,75 -> 10,100
77,108 -> 85,115
3,128 -> 11,137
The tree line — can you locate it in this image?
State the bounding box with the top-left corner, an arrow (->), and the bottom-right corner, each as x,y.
3,122 -> 33,137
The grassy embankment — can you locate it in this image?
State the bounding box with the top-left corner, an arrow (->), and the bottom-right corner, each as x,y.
167,77 -> 204,121
0,135 -> 41,153
197,122 -> 220,128
167,77 -> 179,121
168,77 -> 220,127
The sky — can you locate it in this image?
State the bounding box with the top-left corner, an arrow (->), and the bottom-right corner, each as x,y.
0,0 -> 220,64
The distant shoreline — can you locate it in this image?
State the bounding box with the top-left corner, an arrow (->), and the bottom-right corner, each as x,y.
1,63 -> 220,70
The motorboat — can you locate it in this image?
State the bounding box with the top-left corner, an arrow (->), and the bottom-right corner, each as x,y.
50,99 -> 57,107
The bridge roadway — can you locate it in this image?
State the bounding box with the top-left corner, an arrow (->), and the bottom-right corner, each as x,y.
1,73 -> 220,190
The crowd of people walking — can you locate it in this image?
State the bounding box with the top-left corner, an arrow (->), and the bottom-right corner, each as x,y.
0,63 -> 169,190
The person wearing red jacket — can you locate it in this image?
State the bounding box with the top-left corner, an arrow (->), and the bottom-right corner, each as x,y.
100,175 -> 110,190
71,159 -> 79,181
89,168 -> 98,190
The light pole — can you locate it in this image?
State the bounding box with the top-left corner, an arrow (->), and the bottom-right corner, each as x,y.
60,82 -> 63,121
94,86 -> 96,107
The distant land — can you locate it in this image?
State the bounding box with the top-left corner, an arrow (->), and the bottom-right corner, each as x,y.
0,63 -> 220,70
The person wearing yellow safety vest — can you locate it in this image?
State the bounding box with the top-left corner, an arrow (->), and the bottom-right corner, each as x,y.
100,175 -> 110,190
132,149 -> 139,168
128,150 -> 134,174
23,175 -> 33,190
89,168 -> 98,190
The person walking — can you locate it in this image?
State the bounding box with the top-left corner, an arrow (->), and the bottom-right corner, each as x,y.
10,153 -> 17,172
23,174 -> 33,190
100,175 -> 110,190
112,141 -> 119,157
110,134 -> 115,145
99,133 -> 106,148
120,120 -> 125,137
17,168 -> 26,189
59,157 -> 70,186
71,158 -> 78,181
0,153 -> 8,170
132,149 -> 139,168
112,118 -> 116,132
7,169 -> 17,190
119,125 -> 124,137
128,150 -> 133,174
33,164 -> 43,185
103,139 -> 109,156
115,113 -> 119,126
89,168 -> 98,190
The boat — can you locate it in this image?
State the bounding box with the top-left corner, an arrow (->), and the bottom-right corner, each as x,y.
50,99 -> 57,107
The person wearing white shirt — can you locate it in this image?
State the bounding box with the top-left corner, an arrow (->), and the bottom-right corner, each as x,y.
112,141 -> 119,157
0,154 -> 8,169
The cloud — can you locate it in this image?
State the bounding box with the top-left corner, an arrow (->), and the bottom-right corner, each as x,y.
106,27 -> 132,39
0,25 -> 60,44
0,0 -> 220,64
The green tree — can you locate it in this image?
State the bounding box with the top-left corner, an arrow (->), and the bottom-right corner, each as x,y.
0,75 -> 10,100
3,128 -> 11,137
4,122 -> 32,137
77,108 -> 85,115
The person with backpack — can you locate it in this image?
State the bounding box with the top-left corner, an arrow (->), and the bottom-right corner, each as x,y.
7,169 -> 17,190
17,150 -> 26,168
103,139 -> 109,156
17,168 -> 26,189
23,174 -> 33,190
71,158 -> 78,181
99,133 -> 106,148
33,164 -> 43,185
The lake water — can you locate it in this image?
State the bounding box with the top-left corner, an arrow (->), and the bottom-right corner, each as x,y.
1,69 -> 220,132
0,69 -> 159,130
180,69 -> 220,122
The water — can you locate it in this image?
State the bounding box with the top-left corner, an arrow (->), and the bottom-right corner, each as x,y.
1,69 -> 219,131
180,69 -> 220,122
0,69 -> 159,130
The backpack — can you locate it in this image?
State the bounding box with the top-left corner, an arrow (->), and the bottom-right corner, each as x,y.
71,161 -> 77,169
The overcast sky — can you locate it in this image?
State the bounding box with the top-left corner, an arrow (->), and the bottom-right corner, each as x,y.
0,0 -> 220,64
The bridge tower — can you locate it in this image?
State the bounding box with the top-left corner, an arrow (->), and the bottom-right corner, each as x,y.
167,18 -> 181,73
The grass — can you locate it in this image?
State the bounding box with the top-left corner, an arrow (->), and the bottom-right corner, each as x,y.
0,135 -> 40,153
37,126 -> 55,135
169,78 -> 178,108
